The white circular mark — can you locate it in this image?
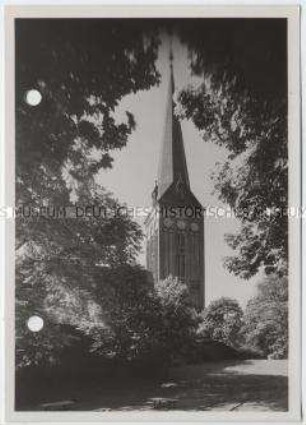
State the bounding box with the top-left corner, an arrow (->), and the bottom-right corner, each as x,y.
27,315 -> 44,332
25,89 -> 42,106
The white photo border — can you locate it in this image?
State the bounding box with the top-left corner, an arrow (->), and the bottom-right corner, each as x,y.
3,4 -> 302,424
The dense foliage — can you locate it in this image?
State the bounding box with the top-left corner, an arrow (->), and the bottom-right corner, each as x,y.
16,19 -> 160,191
197,279 -> 288,359
177,20 -> 288,279
15,185 -> 144,368
175,20 -> 289,361
154,277 -> 200,362
89,275 -> 199,368
242,275 -> 288,359
15,19 -> 289,373
15,20 -> 160,369
198,297 -> 244,348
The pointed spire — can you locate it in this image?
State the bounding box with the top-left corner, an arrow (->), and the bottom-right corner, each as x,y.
157,46 -> 190,200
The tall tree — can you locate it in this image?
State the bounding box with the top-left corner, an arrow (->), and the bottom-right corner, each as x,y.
198,297 -> 244,348
16,19 -> 160,204
15,19 -> 160,368
177,19 -> 288,279
242,275 -> 288,358
87,272 -> 199,368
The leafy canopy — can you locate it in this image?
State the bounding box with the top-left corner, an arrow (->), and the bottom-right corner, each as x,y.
177,19 -> 287,279
242,275 -> 288,359
198,297 -> 244,348
15,19 -> 160,368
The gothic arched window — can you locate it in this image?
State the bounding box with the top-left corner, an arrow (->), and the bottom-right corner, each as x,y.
191,233 -> 200,279
176,232 -> 186,281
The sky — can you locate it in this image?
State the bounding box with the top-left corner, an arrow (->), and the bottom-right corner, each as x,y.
96,37 -> 260,308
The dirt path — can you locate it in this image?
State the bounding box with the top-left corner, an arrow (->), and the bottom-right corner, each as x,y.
165,359 -> 288,411
22,359 -> 288,412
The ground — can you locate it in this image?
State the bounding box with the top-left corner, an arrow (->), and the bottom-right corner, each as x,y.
19,359 -> 288,412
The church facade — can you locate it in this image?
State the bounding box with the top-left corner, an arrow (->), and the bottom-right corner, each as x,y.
145,60 -> 205,310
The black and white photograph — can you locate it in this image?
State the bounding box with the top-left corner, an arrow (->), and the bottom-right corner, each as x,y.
3,5 -> 301,422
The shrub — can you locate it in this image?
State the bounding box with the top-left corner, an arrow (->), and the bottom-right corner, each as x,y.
198,297 -> 244,348
242,274 -> 288,359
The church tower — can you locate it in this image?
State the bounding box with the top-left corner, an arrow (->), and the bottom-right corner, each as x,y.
145,52 -> 205,310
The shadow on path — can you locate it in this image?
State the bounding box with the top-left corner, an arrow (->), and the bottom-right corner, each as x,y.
16,360 -> 288,412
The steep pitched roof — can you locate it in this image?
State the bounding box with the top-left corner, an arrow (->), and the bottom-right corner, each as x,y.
157,61 -> 190,200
